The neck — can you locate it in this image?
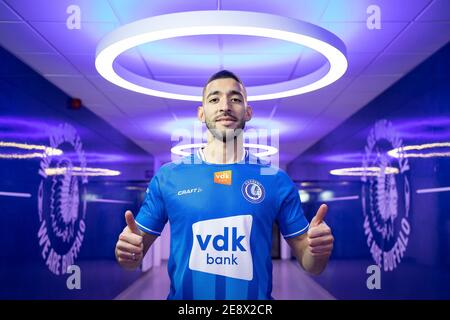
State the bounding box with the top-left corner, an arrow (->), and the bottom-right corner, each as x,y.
202,131 -> 245,164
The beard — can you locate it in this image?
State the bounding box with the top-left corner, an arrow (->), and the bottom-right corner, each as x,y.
205,114 -> 246,142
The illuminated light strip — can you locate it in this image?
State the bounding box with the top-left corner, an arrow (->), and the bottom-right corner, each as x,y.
416,187 -> 450,194
302,188 -> 323,193
45,167 -> 121,176
0,141 -> 63,159
0,191 -> 32,198
322,195 -> 359,202
388,142 -> 450,158
329,167 -> 399,176
0,153 -> 49,159
171,143 -> 278,157
125,186 -> 147,191
298,190 -> 310,203
95,10 -> 347,101
86,198 -> 132,204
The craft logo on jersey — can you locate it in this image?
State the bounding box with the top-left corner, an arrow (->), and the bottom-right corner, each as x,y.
214,170 -> 232,185
241,179 -> 265,204
189,215 -> 253,280
362,119 -> 411,272
37,123 -> 88,275
177,187 -> 203,196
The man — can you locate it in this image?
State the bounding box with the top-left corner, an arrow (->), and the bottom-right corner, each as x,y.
115,70 -> 334,299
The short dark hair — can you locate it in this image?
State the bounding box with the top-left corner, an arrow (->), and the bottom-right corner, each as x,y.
202,70 -> 245,102
205,70 -> 243,86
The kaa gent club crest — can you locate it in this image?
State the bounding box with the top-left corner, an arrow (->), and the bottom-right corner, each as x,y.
362,119 -> 411,272
37,123 -> 87,275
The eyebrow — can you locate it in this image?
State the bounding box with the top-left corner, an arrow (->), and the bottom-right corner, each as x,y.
206,90 -> 244,100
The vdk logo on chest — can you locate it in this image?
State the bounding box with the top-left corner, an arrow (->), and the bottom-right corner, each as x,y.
189,215 -> 253,280
197,226 -> 246,266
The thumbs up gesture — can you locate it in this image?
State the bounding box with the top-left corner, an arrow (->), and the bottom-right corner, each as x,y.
307,204 -> 334,257
115,210 -> 144,269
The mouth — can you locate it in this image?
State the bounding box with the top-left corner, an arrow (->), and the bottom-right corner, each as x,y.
216,116 -> 236,122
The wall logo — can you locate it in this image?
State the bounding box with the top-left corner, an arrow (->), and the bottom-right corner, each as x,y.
37,123 -> 88,275
362,119 -> 411,272
241,179 -> 265,204
189,215 -> 253,280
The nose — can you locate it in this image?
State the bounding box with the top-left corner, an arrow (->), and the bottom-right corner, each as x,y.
218,100 -> 232,113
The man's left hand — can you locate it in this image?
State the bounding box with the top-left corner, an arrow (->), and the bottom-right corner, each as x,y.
307,204 -> 334,257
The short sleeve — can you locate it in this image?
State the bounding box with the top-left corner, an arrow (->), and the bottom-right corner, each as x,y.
275,171 -> 309,239
135,173 -> 167,236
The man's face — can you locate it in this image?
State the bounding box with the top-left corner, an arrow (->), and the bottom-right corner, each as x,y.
199,78 -> 252,141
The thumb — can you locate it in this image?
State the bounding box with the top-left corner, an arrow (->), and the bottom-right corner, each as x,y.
310,204 -> 328,227
125,210 -> 140,234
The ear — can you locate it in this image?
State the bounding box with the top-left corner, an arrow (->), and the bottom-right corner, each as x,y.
244,105 -> 253,122
197,106 -> 206,123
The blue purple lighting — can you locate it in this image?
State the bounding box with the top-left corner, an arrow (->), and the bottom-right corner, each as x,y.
320,152 -> 365,164
61,151 -> 152,164
0,117 -> 55,140
0,117 -> 151,164
393,117 -> 450,140
299,152 -> 380,164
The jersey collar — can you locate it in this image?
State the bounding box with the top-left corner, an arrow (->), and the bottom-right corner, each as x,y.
197,147 -> 249,164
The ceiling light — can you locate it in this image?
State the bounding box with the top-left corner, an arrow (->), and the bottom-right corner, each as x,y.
330,167 -> 399,177
45,166 -> 121,177
387,142 -> 450,158
0,141 -> 63,159
96,10 -> 347,101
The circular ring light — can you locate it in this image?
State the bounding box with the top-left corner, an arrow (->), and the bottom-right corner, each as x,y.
388,142 -> 450,158
0,141 -> 63,159
330,167 -> 399,177
96,10 -> 347,101
171,143 -> 278,157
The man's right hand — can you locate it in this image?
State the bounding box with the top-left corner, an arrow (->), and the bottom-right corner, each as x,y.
115,210 -> 144,270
